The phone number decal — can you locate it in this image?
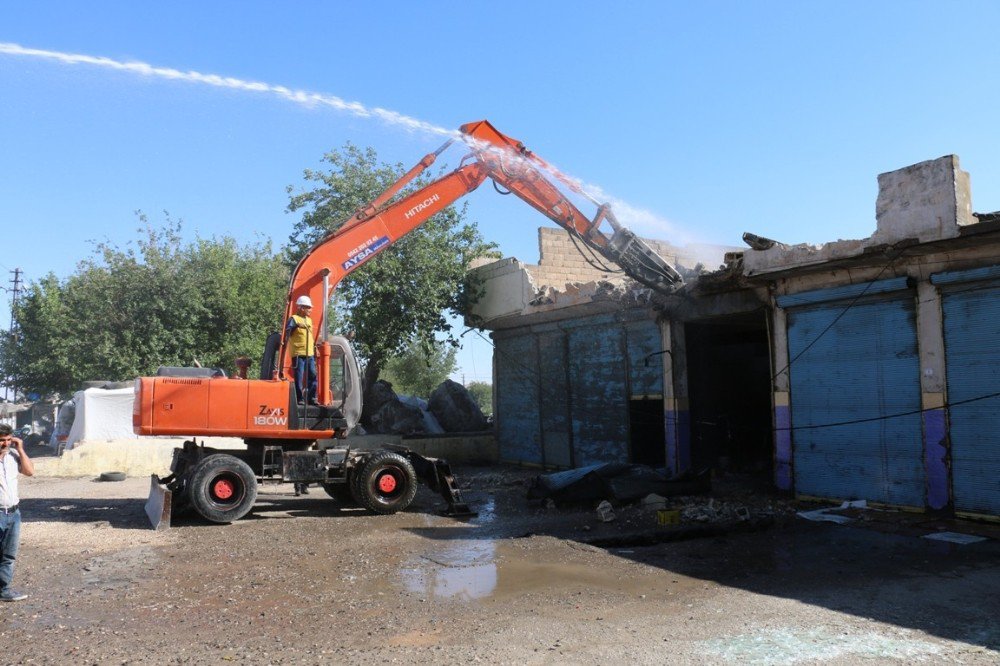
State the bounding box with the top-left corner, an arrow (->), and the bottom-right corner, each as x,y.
342,235 -> 390,272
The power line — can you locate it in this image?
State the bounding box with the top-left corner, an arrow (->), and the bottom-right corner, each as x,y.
771,254 -> 899,381
773,390 -> 1000,432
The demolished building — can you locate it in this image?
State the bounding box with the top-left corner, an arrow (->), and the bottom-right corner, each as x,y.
469,154 -> 1000,519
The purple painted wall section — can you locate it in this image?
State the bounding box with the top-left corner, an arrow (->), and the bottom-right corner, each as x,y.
774,405 -> 793,491
664,411 -> 678,475
664,409 -> 691,475
923,408 -> 949,509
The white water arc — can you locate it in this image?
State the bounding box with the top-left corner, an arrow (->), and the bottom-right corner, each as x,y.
0,42 -> 689,242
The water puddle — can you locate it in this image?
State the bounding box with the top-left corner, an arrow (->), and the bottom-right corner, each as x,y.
400,528 -> 668,602
401,540 -> 499,601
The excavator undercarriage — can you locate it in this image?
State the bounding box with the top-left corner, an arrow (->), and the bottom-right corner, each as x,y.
145,439 -> 475,529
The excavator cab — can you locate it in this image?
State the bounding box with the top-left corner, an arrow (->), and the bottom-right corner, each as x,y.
318,334 -> 362,432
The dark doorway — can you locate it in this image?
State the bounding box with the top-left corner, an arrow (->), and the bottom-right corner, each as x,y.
629,398 -> 666,467
685,313 -> 772,478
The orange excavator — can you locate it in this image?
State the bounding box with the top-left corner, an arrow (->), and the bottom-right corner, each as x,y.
135,120 -> 682,528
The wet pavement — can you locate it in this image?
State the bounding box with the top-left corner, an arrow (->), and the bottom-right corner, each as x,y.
3,465 -> 999,664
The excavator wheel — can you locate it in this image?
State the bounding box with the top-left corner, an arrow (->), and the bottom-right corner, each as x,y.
351,450 -> 418,515
322,481 -> 356,505
187,454 -> 258,523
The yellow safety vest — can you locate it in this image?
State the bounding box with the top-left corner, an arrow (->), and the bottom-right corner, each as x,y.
288,315 -> 315,357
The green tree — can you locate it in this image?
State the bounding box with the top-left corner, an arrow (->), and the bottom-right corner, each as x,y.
380,338 -> 458,399
285,143 -> 497,397
466,381 -> 493,417
0,214 -> 288,396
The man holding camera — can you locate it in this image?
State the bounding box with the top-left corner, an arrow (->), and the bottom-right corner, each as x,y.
0,423 -> 33,602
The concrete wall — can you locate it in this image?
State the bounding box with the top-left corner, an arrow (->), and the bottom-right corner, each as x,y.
467,257 -> 536,322
492,309 -> 663,468
469,227 -> 737,327
874,155 -> 974,244
744,155 -> 974,277
529,228 -> 699,289
34,434 -> 497,478
401,434 -> 498,465
33,437 -> 245,477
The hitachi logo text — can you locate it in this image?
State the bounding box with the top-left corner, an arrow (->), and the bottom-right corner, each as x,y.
404,194 -> 440,219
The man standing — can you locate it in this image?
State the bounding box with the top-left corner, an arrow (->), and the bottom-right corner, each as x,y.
285,295 -> 317,497
285,295 -> 318,405
0,423 -> 33,602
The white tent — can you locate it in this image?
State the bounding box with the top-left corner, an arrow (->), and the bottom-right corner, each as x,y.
65,387 -> 137,451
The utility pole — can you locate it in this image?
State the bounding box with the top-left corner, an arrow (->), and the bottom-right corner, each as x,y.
5,268 -> 22,402
9,268 -> 21,331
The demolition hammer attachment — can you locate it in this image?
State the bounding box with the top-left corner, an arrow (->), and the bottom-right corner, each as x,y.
604,227 -> 683,294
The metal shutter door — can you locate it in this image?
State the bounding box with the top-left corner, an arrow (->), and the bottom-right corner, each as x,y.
785,289 -> 923,506
538,331 -> 573,468
940,280 -> 1000,516
495,334 -> 542,464
568,323 -> 628,465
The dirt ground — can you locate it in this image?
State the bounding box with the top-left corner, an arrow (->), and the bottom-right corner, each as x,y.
3,455 -> 1000,665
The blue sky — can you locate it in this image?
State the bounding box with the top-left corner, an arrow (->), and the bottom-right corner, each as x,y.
2,1 -> 999,385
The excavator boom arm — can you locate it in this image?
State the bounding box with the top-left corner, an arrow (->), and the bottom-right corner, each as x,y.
458,120 -> 682,293
278,120 -> 682,384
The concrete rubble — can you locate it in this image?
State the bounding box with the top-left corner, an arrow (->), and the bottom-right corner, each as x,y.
428,379 -> 488,432
364,378 -> 489,436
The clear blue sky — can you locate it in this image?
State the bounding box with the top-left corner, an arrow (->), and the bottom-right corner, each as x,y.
2,1 -> 999,385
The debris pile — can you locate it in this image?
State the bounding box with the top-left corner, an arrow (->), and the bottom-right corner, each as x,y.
363,379 -> 489,436
369,398 -> 429,436
528,279 -> 655,308
364,380 -> 433,435
526,463 -> 798,532
428,379 -> 488,432
527,463 -> 710,505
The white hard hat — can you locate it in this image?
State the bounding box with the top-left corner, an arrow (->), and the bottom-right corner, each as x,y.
295,295 -> 313,307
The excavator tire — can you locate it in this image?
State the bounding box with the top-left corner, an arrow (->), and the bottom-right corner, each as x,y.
187,454 -> 258,524
351,450 -> 418,515
322,481 -> 356,505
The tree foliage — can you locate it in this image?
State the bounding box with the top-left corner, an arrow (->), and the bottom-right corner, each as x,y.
2,142 -> 498,400
285,143 -> 497,390
380,338 -> 458,399
465,381 -> 493,417
0,215 -> 288,396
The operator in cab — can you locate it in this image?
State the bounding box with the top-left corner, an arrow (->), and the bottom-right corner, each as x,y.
285,295 -> 318,405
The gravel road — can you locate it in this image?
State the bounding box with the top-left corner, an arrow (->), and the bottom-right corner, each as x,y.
2,466 -> 999,665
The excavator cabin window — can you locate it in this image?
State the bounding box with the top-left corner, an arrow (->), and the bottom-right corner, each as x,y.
329,344 -> 346,403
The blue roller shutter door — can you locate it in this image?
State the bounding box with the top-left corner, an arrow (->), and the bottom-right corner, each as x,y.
568,323 -> 628,466
780,278 -> 923,506
538,331 -> 573,468
495,333 -> 542,464
934,267 -> 1000,516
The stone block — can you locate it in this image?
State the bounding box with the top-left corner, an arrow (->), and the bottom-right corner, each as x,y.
874,155 -> 974,244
